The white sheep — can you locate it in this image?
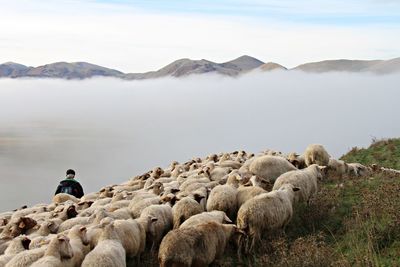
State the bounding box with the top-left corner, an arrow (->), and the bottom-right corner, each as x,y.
0,235 -> 31,266
52,193 -> 80,204
347,163 -> 370,177
287,152 -> 307,169
272,164 -> 325,204
172,197 -> 204,229
236,186 -> 266,208
5,247 -> 46,267
304,144 -> 330,166
206,174 -> 239,221
139,204 -> 173,251
129,197 -> 161,218
30,234 -> 74,267
81,222 -> 126,267
112,218 -> 148,258
64,225 -> 90,267
326,158 -> 348,179
179,211 -> 232,229
249,155 -> 297,183
237,183 -> 300,253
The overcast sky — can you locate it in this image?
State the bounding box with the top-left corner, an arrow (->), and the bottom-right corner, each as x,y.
0,0 -> 399,72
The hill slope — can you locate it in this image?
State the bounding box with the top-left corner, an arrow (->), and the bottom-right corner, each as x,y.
341,138 -> 400,169
124,55 -> 265,79
293,59 -> 383,73
24,62 -> 123,79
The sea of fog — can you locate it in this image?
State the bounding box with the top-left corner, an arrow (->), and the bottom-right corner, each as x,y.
0,71 -> 399,211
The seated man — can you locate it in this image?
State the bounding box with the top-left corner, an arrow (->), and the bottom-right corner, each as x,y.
55,169 -> 84,198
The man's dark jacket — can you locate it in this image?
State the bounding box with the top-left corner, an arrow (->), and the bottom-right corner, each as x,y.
55,179 -> 84,198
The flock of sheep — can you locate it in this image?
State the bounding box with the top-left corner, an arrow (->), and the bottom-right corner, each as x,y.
0,144 -> 372,267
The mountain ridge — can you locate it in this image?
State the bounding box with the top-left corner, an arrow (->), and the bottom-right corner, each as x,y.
1,56 -> 399,80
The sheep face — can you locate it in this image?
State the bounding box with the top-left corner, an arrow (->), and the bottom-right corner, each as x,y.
21,236 -> 31,250
79,227 -> 90,246
57,235 -> 74,259
46,220 -> 60,234
0,218 -> 8,226
8,217 -> 37,237
317,166 -> 328,180
66,205 -> 78,219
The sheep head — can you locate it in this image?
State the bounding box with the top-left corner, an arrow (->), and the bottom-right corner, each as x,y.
79,226 -> 90,246
5,217 -> 37,238
57,235 -> 74,259
66,205 -> 78,219
21,236 -> 31,250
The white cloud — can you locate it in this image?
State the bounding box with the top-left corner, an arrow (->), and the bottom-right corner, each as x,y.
0,0 -> 399,72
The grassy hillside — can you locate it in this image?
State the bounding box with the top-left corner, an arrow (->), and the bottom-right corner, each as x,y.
134,139 -> 400,267
340,138 -> 400,169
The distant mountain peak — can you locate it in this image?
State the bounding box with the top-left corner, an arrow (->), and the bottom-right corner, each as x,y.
1,56 -> 399,80
260,62 -> 287,71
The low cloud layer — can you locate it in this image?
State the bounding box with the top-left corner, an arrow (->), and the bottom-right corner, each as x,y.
0,72 -> 399,211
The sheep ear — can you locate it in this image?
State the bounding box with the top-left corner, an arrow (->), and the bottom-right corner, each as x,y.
79,226 -> 87,232
223,215 -> 232,223
47,221 -> 54,227
292,187 -> 301,192
99,188 -> 106,193
57,236 -> 66,241
150,216 -> 158,223
171,188 -> 180,193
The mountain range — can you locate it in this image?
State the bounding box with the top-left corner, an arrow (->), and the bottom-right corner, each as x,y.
1,55 -> 399,80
